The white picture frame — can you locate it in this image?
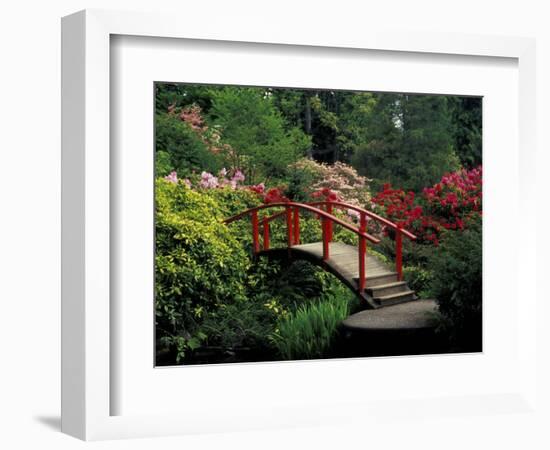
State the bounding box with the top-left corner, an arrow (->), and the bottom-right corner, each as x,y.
61,9 -> 537,441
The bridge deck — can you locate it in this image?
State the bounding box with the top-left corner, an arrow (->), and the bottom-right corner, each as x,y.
258,241 -> 415,309
291,242 -> 393,280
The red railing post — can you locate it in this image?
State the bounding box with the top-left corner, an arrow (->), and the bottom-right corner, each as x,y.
286,206 -> 293,248
262,218 -> 270,250
326,203 -> 333,242
293,207 -> 300,245
358,212 -> 367,293
322,217 -> 330,260
251,211 -> 260,254
395,225 -> 403,281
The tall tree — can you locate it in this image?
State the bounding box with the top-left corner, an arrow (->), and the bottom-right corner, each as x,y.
352,93 -> 460,192
207,86 -> 310,183
448,96 -> 482,168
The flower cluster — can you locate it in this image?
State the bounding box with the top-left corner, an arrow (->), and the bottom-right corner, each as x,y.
263,187 -> 289,204
164,168 -> 247,190
290,158 -> 371,208
164,171 -> 178,184
372,166 -> 482,245
169,104 -> 235,158
199,171 -> 219,189
164,171 -> 192,188
311,187 -> 342,203
423,166 -> 482,218
248,183 -> 266,194
197,168 -> 246,189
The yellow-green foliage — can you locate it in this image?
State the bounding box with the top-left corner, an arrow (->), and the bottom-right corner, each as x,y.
201,187 -> 263,249
155,179 -> 252,360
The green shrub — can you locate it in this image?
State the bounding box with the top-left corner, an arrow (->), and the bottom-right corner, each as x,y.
203,187 -> 262,218
202,187 -> 264,250
207,87 -> 310,183
402,265 -> 432,298
270,283 -> 352,360
155,179 -> 251,361
428,216 -> 482,350
255,260 -> 331,310
199,299 -> 275,352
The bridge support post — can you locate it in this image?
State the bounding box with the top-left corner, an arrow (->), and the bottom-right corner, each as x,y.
285,206 -> 293,248
251,211 -> 260,254
396,226 -> 403,281
326,203 -> 333,242
322,217 -> 330,260
293,207 -> 300,245
262,219 -> 270,250
358,213 -> 367,293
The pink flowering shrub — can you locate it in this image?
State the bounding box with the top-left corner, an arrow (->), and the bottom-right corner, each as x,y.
164,171 -> 192,188
164,171 -> 178,184
169,104 -> 237,162
289,158 -> 371,208
163,168 -> 249,192
194,168 -> 247,190
199,171 -> 219,189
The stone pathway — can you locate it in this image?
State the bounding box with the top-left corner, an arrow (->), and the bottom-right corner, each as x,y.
342,299 -> 439,332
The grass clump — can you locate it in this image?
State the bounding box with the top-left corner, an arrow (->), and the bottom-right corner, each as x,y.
270,284 -> 351,360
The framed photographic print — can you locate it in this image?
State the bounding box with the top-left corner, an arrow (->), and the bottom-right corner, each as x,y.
62,9 -> 537,440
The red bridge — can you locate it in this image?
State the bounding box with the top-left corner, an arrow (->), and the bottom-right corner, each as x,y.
225,201 -> 418,309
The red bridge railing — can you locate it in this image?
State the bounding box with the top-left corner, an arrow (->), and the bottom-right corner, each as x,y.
224,201 -> 416,293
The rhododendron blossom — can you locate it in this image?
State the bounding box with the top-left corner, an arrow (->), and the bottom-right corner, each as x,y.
231,170 -> 245,183
199,171 -> 219,189
164,171 -> 178,184
290,158 -> 371,209
263,187 -> 289,204
169,104 -> 236,163
249,183 -> 265,194
372,166 -> 482,245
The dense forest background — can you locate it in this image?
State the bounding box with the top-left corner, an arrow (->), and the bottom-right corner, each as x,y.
155,83 -> 481,192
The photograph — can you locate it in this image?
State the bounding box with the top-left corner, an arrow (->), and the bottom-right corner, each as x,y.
154,82 -> 483,366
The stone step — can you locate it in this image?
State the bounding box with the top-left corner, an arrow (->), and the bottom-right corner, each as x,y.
355,272 -> 398,287
374,289 -> 416,306
367,281 -> 409,297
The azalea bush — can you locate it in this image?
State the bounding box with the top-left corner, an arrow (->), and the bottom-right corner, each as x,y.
371,166 -> 482,245
287,158 -> 371,206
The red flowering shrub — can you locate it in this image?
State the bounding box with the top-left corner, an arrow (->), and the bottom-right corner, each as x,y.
311,187 -> 342,203
372,166 -> 482,245
263,187 -> 289,204
249,183 -> 266,194
422,166 -> 482,231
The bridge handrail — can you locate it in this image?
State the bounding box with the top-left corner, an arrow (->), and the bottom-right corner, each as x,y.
224,200 -> 416,293
307,200 -> 417,241
224,201 -> 380,244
